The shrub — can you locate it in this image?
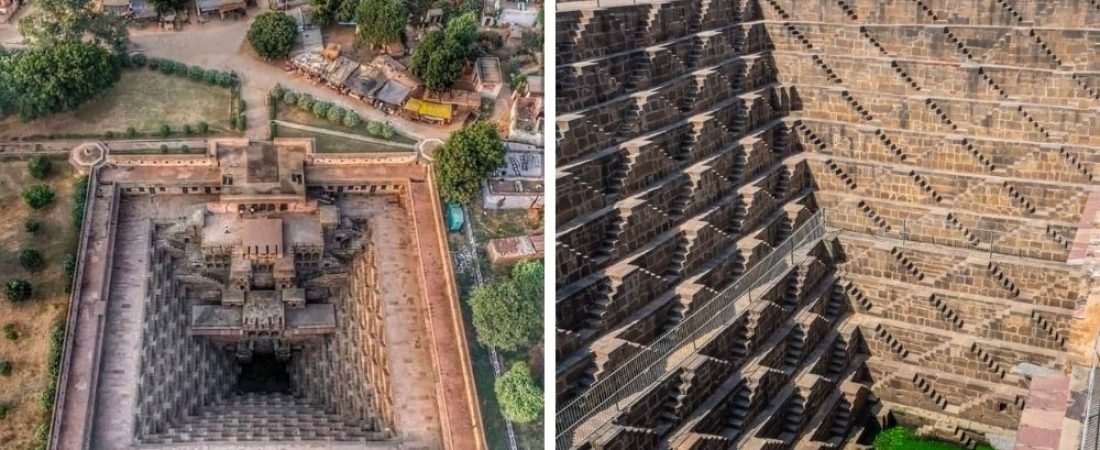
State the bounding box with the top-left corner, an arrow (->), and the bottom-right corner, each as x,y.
63,253 -> 76,278
494,362 -> 542,424
0,361 -> 11,376
282,91 -> 299,106
104,130 -> 114,139
343,112 -> 362,128
3,324 -> 16,340
181,145 -> 190,153
327,106 -> 346,123
22,184 -> 55,209
19,249 -> 44,271
72,176 -> 89,229
367,121 -> 384,136
160,144 -> 169,153
237,114 -> 247,130
28,155 -> 51,179
217,72 -> 236,87
379,122 -> 395,139
203,69 -> 220,85
5,279 -> 32,302
297,94 -> 314,110
125,127 -> 137,138
145,56 -> 160,70
157,58 -> 176,74
311,101 -> 331,118
269,84 -> 285,101
187,65 -> 205,81
159,124 -> 171,137
183,124 -> 194,135
197,121 -> 210,134
130,53 -> 147,67
237,98 -> 247,112
24,219 -> 40,233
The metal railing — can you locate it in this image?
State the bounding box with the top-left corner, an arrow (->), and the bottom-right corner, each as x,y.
555,211 -> 826,449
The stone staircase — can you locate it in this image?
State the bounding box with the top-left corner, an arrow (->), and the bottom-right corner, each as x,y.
985,262 -> 1022,298
147,393 -> 381,444
1030,310 -> 1067,348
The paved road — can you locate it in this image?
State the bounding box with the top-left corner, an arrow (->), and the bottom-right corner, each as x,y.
129,15 -> 458,142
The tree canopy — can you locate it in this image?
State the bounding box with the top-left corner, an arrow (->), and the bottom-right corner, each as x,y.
435,122 -> 505,204
4,279 -> 31,303
248,12 -> 299,60
356,0 -> 407,47
28,156 -> 52,180
469,279 -> 540,351
149,0 -> 187,14
22,185 -> 56,210
19,0 -> 128,52
0,41 -> 121,121
510,260 -> 544,303
310,0 -> 358,27
409,29 -> 464,91
494,362 -> 543,424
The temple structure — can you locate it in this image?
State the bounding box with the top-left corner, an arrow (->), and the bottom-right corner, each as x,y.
51,139 -> 485,449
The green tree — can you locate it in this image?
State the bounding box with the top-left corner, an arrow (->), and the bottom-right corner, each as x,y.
309,0 -> 357,26
445,11 -> 479,57
494,362 -> 543,424
2,324 -> 16,340
0,41 -> 121,121
24,219 -> 40,233
159,124 -> 172,137
28,155 -> 51,179
4,279 -> 32,302
0,361 -> 10,377
18,0 -> 129,52
356,0 -> 407,47
511,260 -> 543,302
248,12 -> 299,60
469,280 -> 540,351
343,112 -> 362,128
283,91 -> 300,106
326,106 -> 346,123
409,29 -> 464,91
435,122 -> 505,203
312,101 -> 331,118
197,121 -> 210,134
19,248 -> 44,271
22,184 -> 55,210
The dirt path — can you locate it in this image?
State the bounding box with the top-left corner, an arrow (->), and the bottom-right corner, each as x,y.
129,16 -> 456,142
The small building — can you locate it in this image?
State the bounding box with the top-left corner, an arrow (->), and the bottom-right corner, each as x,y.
404,98 -> 453,124
482,142 -> 544,209
130,0 -> 157,20
508,96 -> 543,145
197,0 -> 246,19
474,57 -> 503,98
523,75 -> 544,97
485,234 -> 543,265
99,0 -> 130,15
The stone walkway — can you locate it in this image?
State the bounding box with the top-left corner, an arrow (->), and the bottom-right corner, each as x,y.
340,196 -> 445,450
55,185 -> 117,450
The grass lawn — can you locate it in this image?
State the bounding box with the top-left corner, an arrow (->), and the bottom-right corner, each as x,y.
276,106 -> 419,145
277,126 -> 414,154
0,70 -> 234,140
0,158 -> 78,449
467,202 -> 543,243
873,427 -> 995,450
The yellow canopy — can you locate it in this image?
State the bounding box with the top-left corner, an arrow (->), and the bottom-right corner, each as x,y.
404,99 -> 453,120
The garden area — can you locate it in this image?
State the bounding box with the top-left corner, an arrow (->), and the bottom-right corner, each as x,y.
267,85 -> 418,149
450,200 -> 544,450
0,156 -> 82,449
0,68 -> 238,142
